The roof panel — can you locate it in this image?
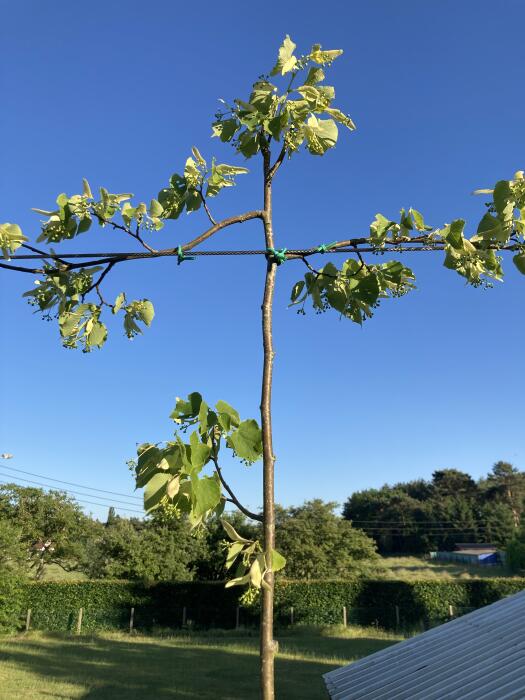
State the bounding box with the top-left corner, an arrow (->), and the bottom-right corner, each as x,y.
324,589 -> 525,700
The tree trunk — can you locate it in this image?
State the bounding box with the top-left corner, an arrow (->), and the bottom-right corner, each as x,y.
260,147 -> 277,700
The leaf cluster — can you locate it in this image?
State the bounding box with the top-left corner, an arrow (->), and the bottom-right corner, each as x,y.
135,393 -> 262,527
290,259 -> 415,324
212,35 -> 355,158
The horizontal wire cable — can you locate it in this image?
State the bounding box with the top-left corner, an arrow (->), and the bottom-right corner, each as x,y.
0,463 -> 141,501
10,245 -> 444,261
0,473 -> 144,511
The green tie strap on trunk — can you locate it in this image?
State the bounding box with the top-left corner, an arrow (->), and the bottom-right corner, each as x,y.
266,247 -> 288,265
177,246 -> 196,265
316,242 -> 337,254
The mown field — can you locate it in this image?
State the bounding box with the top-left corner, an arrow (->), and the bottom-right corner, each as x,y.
377,555 -> 514,580
0,626 -> 402,699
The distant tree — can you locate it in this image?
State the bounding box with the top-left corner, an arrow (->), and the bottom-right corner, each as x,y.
0,517 -> 27,633
90,514 -> 205,582
506,526 -> 525,573
0,517 -> 26,571
486,461 -> 525,528
431,469 -> 478,499
0,484 -> 99,578
275,500 -> 378,579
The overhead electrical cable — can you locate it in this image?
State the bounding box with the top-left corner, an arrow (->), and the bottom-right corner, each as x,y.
0,473 -> 144,513
0,463 -> 141,501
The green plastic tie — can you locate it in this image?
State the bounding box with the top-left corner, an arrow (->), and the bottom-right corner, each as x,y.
177,245 -> 196,265
316,241 -> 337,254
266,247 -> 288,265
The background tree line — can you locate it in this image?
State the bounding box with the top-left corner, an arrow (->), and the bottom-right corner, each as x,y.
0,486 -> 378,583
343,461 -> 525,555
2,460 -> 524,587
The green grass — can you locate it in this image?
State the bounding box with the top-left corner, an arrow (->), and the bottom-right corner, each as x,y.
0,626 -> 402,699
376,555 -> 514,580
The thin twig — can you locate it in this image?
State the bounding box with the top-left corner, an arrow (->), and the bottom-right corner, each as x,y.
92,211 -> 158,253
198,189 -> 217,226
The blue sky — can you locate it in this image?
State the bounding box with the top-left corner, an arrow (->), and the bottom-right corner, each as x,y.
1,0 -> 524,521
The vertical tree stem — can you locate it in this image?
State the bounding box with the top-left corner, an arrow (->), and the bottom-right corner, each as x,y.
260,145 -> 277,700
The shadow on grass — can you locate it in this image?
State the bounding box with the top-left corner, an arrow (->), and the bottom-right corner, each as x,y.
0,632 -> 377,699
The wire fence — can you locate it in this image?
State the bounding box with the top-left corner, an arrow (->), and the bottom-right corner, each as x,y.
21,602 -> 477,636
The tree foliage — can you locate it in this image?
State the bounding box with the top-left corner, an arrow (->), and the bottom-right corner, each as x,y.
0,484 -> 101,579
343,462 -> 525,554
275,500 -> 378,579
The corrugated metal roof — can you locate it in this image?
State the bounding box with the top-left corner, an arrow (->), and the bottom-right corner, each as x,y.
324,589 -> 525,700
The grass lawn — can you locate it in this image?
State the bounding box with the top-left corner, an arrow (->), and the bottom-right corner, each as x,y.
377,555 -> 514,580
0,625 -> 402,699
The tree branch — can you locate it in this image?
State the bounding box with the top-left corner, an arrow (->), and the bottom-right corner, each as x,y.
211,453 -> 263,523
198,189 -> 217,226
268,146 -> 286,180
0,261 -> 42,273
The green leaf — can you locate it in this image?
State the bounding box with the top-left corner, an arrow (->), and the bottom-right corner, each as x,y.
290,280 -> 305,303
270,549 -> 286,572
191,473 -> 221,517
123,299 -> 155,338
166,475 -> 180,499
513,253 -> 525,275
82,178 -> 93,199
144,472 -> 170,512
212,118 -> 239,143
370,213 -> 395,247
191,146 -> 206,167
249,555 -> 264,588
324,107 -> 356,131
215,400 -> 240,428
221,519 -> 253,544
77,217 -> 92,234
0,223 -> 28,259
189,431 -> 211,470
409,208 -> 432,231
171,392 -> 203,423
227,419 -> 263,463
225,572 -> 251,588
225,541 -> 245,570
149,198 -> 164,218
308,45 -> 343,65
304,116 -> 338,155
113,292 -> 126,314
304,67 -> 325,85
270,35 -> 297,76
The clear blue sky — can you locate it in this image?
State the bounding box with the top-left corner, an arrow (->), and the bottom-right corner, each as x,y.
1,0 -> 524,521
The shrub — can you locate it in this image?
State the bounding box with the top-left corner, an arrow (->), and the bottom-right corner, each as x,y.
0,570 -> 25,634
5,577 -> 524,633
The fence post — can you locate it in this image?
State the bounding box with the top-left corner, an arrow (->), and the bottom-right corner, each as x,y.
343,606 -> 347,627
25,609 -> 32,633
129,607 -> 135,634
235,606 -> 240,630
449,604 -> 455,618
290,606 -> 294,625
182,606 -> 187,627
395,605 -> 400,629
76,608 -> 83,635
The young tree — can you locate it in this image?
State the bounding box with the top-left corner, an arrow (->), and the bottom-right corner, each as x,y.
2,36 -> 524,698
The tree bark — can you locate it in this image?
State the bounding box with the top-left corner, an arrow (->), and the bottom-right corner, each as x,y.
260,146 -> 277,700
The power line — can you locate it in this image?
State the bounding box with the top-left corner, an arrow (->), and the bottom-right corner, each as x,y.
0,463 -> 141,501
0,474 -> 144,514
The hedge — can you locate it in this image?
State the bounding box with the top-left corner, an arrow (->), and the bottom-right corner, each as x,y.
11,577 -> 525,633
